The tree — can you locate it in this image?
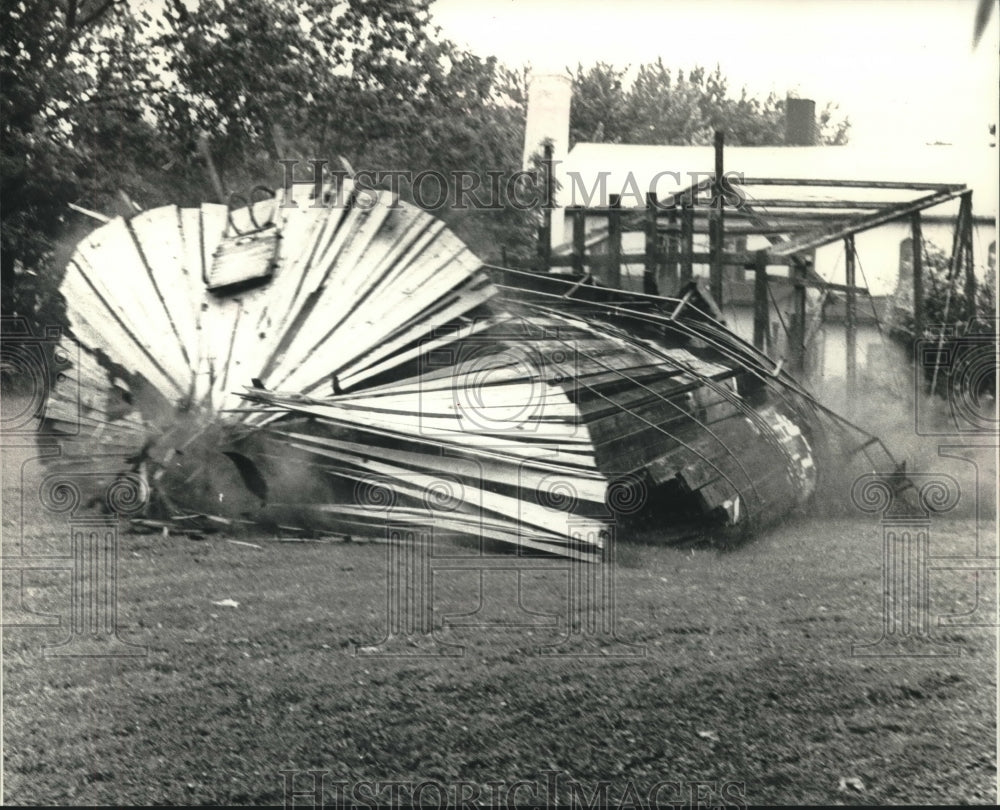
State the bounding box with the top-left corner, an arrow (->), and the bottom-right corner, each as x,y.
1,0 -> 215,328
890,241 -> 996,402
1,0 -> 538,334
2,0 -> 119,321
892,242 -> 995,336
569,60 -> 850,148
568,62 -> 630,145
145,0 -> 535,262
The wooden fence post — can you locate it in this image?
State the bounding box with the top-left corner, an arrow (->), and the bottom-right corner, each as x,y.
680,197 -> 694,285
644,192 -> 659,295
791,257 -> 807,373
535,142 -> 555,271
753,250 -> 769,351
571,207 -> 586,273
911,212 -> 923,340
662,209 -> 679,296
709,130 -> 725,307
961,192 -> 977,322
845,235 -> 857,394
608,194 -> 622,289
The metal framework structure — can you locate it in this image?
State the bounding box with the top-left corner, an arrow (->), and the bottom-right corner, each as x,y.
541,134 -> 978,386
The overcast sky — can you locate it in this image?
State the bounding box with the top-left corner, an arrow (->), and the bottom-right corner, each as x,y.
430,0 -> 999,148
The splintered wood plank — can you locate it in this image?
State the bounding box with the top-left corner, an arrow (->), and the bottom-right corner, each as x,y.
128,206 -> 199,385
199,204 -> 230,284
61,261 -> 184,401
204,293 -> 244,412
321,202 -> 438,320
313,383 -> 579,421
265,200 -> 397,388
274,430 -> 608,506
349,318 -> 528,393
60,346 -> 159,441
58,341 -> 115,400
316,207 -> 445,369
215,215 -> 337,410
178,207 -> 212,404
336,311 -> 496,392
588,371 -> 707,411
281,236 -> 485,392
297,504 -> 599,560
306,191 -> 391,290
647,347 -> 736,382
215,301 -> 272,414
338,372 -> 581,415
336,275 -> 497,389
259,412 -> 600,478
326,229 -> 482,354
286,441 -> 607,543
223,206 -> 342,406
69,220 -> 193,396
295,196 -> 398,318
359,319 -> 655,399
564,365 -> 682,399
332,407 -> 585,445
247,394 -> 597,467
255,204 -> 347,378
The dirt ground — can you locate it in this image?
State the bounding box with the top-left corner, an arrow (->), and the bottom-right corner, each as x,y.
2,437 -> 996,806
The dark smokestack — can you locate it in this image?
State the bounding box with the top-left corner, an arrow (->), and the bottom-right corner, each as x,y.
785,97 -> 817,145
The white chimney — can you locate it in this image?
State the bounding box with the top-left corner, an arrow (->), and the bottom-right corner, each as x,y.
523,72 -> 572,249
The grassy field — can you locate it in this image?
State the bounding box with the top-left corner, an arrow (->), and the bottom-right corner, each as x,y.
2,440 -> 996,806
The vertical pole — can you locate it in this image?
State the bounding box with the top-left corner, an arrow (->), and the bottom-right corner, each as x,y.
644,192 -> 659,295
608,193 -> 622,290
946,191 -> 967,289
537,142 -> 554,271
931,191 -> 970,396
680,197 -> 694,285
543,141 -> 554,240
709,131 -> 725,307
753,250 -> 769,351
845,235 -> 857,395
571,207 -> 586,274
792,257 -> 807,374
962,192 -> 977,322
911,212 -> 924,339
663,209 -> 679,297
536,226 -> 550,271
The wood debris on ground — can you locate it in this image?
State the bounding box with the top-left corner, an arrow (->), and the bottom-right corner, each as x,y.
41,181 -> 902,559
